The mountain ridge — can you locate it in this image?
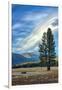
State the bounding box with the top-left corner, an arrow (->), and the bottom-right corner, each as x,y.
12,53 -> 39,65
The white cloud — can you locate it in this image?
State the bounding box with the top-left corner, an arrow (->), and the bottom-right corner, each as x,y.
12,23 -> 23,30
22,12 -> 48,22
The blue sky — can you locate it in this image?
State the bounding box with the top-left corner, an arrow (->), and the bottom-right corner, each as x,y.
12,4 -> 58,55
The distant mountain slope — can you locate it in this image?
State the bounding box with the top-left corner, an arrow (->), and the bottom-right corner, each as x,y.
22,53 -> 33,58
12,53 -> 39,65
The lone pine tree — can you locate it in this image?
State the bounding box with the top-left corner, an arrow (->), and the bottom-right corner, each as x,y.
47,28 -> 56,70
39,28 -> 56,70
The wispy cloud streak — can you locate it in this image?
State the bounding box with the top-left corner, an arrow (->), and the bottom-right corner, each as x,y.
17,16 -> 58,52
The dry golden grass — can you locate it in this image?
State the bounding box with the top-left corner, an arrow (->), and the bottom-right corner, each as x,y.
12,67 -> 57,72
12,67 -> 58,85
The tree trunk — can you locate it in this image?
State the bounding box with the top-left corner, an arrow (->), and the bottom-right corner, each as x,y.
47,66 -> 50,70
47,58 -> 50,71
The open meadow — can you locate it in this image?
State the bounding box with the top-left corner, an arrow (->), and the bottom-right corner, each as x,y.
12,67 -> 58,85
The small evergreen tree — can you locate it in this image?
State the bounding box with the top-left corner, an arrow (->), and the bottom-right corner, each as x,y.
39,32 -> 47,67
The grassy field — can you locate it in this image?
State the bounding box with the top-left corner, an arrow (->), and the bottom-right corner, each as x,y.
12,67 -> 58,85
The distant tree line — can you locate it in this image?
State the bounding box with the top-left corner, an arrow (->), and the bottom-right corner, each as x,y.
12,60 -> 58,68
